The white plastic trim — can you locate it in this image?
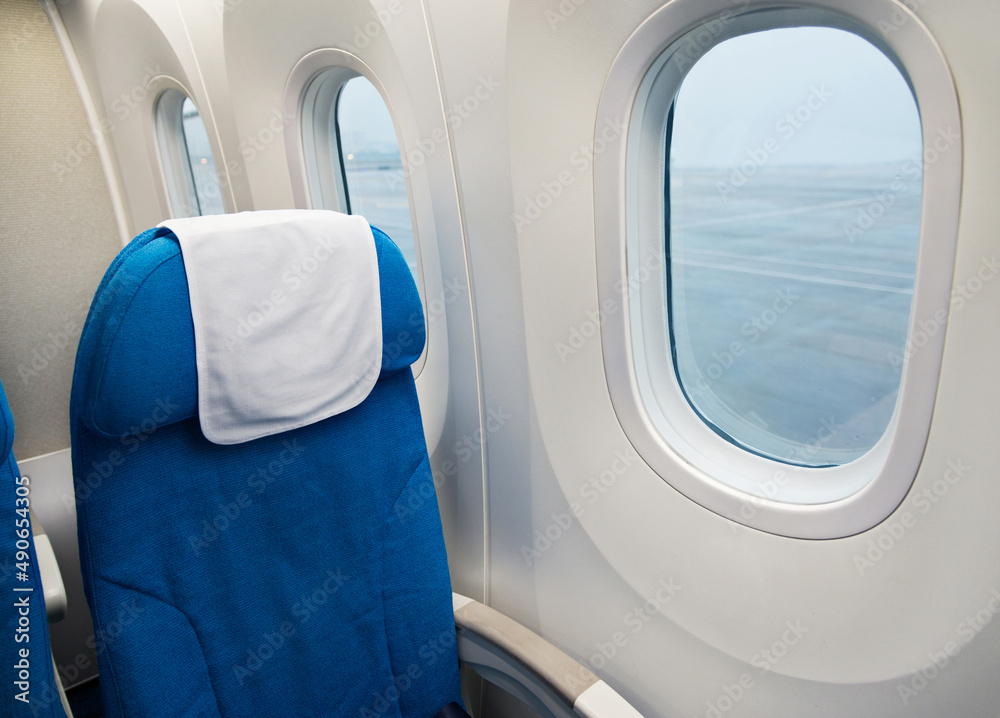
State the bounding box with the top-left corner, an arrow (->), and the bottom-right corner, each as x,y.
33,534 -> 67,623
452,592 -> 475,611
574,681 -> 645,718
453,593 -> 645,718
41,0 -> 131,245
594,0 -> 962,538
154,88 -> 201,218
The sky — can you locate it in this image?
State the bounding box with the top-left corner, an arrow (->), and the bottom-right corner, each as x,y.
669,26 -> 922,169
335,76 -> 400,155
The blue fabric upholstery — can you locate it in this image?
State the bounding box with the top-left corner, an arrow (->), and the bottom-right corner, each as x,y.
0,378 -> 68,717
70,223 -> 460,717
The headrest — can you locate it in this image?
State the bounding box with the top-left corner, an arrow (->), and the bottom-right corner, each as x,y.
0,377 -> 14,460
162,210 -> 384,444
72,216 -> 425,442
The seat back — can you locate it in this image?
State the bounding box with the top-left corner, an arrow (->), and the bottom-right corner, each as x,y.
70,222 -> 461,717
0,377 -> 68,717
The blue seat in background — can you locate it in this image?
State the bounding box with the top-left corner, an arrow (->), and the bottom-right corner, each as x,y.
0,377 -> 69,718
70,222 -> 465,717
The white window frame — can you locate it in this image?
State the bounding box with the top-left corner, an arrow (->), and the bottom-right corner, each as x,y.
300,65 -> 357,213
154,88 -> 201,218
594,0 -> 962,538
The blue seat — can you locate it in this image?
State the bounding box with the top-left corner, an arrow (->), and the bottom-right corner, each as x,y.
70,221 -> 464,717
0,377 -> 69,718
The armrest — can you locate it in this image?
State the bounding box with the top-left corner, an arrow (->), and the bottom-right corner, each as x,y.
29,517 -> 74,716
31,515 -> 67,623
453,593 -> 643,718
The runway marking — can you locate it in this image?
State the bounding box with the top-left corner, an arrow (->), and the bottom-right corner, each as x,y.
676,248 -> 915,280
672,195 -> 917,230
673,258 -> 914,295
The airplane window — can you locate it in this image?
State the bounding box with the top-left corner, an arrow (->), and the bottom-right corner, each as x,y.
179,97 -> 225,216
666,27 -> 922,466
335,77 -> 418,281
155,90 -> 224,217
602,5 -> 959,532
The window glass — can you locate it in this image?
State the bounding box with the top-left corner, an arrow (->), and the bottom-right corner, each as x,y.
335,77 -> 417,279
667,27 -> 922,466
155,90 -> 224,218
180,97 -> 224,216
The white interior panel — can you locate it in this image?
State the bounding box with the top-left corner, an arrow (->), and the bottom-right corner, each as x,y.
498,0 -> 1000,715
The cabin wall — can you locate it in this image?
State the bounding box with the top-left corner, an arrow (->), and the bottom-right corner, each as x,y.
0,0 -> 122,459
486,1 -> 1000,716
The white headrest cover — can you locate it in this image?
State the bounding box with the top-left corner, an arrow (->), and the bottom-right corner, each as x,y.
158,210 -> 382,445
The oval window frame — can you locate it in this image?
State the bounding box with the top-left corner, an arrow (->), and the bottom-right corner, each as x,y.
154,88 -> 201,218
594,0 -> 962,538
